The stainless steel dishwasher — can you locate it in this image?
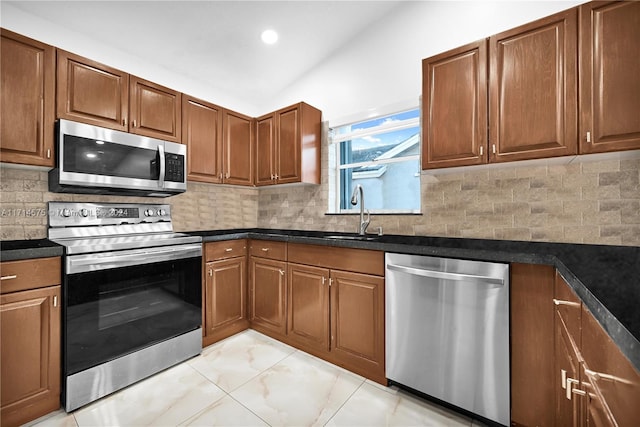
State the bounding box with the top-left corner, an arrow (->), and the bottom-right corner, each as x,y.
385,253 -> 510,426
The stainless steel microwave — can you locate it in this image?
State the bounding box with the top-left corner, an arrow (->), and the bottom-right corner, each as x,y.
49,120 -> 186,197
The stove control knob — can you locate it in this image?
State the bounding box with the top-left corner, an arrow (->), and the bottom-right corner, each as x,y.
80,209 -> 89,217
158,209 -> 167,216
62,208 -> 71,218
144,209 -> 154,217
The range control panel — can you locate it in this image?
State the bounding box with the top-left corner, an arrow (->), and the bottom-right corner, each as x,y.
48,202 -> 171,227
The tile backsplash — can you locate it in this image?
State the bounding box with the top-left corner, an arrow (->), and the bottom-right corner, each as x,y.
1,152 -> 638,245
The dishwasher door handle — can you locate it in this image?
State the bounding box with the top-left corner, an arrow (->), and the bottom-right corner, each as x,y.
386,263 -> 505,286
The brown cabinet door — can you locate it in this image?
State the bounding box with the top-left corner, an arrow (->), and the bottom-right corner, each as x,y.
255,113 -> 275,186
330,270 -> 385,384
554,272 -> 583,425
581,304 -> 640,425
56,50 -> 129,131
1,286 -> 60,427
0,29 -> 55,167
510,263 -> 556,426
249,257 -> 287,335
275,105 -> 301,184
205,257 -> 247,337
183,96 -> 223,183
579,1 -> 640,154
489,8 -> 578,162
223,110 -> 254,185
287,263 -> 330,352
129,76 -> 181,142
422,39 -> 488,169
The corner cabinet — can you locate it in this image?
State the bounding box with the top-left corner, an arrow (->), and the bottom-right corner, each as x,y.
0,29 -> 55,167
202,240 -> 249,347
255,102 -> 321,186
0,257 -> 61,427
56,51 -> 181,142
579,1 -> 640,154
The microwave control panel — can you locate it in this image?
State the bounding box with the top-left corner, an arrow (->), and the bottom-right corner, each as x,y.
165,153 -> 185,183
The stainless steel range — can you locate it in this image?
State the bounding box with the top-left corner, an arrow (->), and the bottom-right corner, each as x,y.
48,202 -> 203,412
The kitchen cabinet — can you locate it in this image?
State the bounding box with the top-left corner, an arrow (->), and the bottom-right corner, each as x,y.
287,263 -> 330,352
0,29 -> 55,167
510,263 -> 556,427
249,240 -> 288,336
579,1 -> 640,154
222,109 -> 254,186
287,243 -> 385,384
182,95 -> 224,183
0,257 -> 61,427
422,7 -> 578,169
56,51 -> 181,142
255,102 -> 321,186
203,240 -> 248,347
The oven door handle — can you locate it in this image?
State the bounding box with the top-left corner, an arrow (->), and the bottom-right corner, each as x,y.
66,243 -> 202,274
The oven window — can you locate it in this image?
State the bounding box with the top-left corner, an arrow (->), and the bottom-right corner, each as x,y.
65,256 -> 201,375
62,135 -> 160,180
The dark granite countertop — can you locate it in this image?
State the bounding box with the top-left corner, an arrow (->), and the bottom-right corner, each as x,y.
192,228 -> 640,371
0,239 -> 64,261
2,230 -> 638,371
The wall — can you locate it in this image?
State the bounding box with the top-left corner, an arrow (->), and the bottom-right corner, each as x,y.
0,165 -> 258,240
257,127 -> 640,246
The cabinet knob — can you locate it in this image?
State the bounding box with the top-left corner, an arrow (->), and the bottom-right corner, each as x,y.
225,248 -> 233,252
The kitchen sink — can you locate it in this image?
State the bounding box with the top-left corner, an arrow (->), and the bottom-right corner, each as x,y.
324,235 -> 380,241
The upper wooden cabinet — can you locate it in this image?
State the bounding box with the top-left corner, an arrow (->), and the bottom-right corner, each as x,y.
56,50 -> 129,131
223,109 -> 254,186
0,29 -> 55,167
255,102 -> 321,186
489,7 -> 578,163
422,40 -> 488,169
56,51 -> 181,142
579,1 -> 640,154
182,96 -> 224,183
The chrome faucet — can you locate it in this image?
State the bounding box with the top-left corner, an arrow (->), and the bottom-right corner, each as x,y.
350,184 -> 370,235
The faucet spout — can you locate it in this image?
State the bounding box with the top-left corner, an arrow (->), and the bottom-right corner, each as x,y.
350,184 -> 370,235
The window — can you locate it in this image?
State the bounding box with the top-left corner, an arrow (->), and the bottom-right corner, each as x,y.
328,108 -> 421,213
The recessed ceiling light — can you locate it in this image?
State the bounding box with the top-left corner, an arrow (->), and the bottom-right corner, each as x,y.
261,29 -> 278,45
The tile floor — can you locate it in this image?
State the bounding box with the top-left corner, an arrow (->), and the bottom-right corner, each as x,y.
27,330 -> 485,427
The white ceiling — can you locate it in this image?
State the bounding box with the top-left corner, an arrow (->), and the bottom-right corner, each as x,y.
5,1 -> 404,111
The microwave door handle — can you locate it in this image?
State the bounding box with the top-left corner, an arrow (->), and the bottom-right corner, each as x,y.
158,144 -> 165,188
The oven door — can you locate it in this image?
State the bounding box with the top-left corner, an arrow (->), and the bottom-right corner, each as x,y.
64,243 -> 202,377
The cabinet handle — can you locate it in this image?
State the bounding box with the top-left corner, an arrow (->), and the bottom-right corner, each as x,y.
329,278 -> 333,287
123,118 -> 127,127
586,131 -> 591,143
492,144 -> 496,154
47,149 -> 51,159
261,248 -> 270,252
219,173 -> 223,180
53,296 -> 58,307
561,369 -> 567,389
132,120 -> 137,127
275,174 -> 279,180
322,277 -> 326,285
479,146 -> 483,156
225,248 -> 233,252
226,172 -> 230,179
279,269 -> 285,276
553,299 -> 580,308
566,377 -> 579,400
208,269 -> 213,277
571,388 -> 586,397
271,174 -> 275,180
0,275 -> 17,281
584,368 -> 633,385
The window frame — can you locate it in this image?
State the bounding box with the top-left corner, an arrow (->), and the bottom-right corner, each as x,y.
328,107 -> 422,214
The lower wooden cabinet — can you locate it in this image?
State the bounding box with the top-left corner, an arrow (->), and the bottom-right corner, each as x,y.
203,241 -> 249,347
249,256 -> 288,336
0,257 -> 61,427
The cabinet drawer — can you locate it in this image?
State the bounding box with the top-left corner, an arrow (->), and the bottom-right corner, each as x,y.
288,243 -> 384,276
0,257 -> 61,294
205,239 -> 247,261
249,240 -> 287,261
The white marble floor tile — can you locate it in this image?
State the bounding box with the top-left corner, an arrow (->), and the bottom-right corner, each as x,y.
73,362 -> 226,427
180,395 -> 268,426
25,409 -> 78,427
230,351 -> 364,427
326,381 -> 472,427
189,330 -> 296,392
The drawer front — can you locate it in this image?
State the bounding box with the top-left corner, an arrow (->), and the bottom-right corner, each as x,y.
205,239 -> 247,261
288,243 -> 384,276
0,257 -> 62,294
249,240 -> 287,261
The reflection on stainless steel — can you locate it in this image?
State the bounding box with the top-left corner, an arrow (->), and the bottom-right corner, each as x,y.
385,253 -> 510,425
